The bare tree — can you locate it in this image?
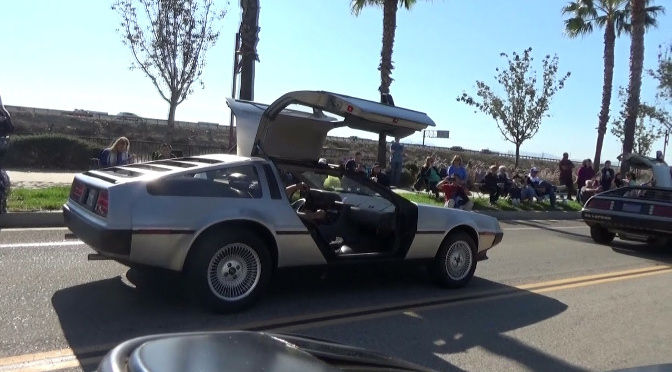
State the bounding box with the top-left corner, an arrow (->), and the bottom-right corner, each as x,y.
457,48 -> 571,167
611,86 -> 668,156
650,41 -> 672,102
112,0 -> 227,141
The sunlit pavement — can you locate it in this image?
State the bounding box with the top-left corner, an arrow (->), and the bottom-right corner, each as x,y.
1,220 -> 671,372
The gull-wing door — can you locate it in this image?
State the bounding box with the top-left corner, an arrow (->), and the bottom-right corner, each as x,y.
227,91 -> 436,161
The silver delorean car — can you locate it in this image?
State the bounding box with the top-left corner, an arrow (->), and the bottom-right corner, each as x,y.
63,90 -> 504,313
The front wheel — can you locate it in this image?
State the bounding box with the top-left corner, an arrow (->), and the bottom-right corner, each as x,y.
590,225 -> 615,245
185,230 -> 272,314
430,232 -> 477,289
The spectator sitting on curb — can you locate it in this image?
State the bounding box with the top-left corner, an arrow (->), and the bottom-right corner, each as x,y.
437,175 -> 473,211
417,157 -> 441,198
370,162 -> 390,187
480,165 -> 501,205
523,167 -> 557,209
496,166 -> 513,196
509,176 -> 522,206
580,179 -> 602,202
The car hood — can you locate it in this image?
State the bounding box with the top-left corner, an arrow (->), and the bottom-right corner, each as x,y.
96,331 -> 436,372
227,90 -> 436,161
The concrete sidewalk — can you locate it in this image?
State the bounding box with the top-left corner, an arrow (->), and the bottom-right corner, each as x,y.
5,170 -> 76,188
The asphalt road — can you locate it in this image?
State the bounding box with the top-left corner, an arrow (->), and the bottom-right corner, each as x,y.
1,220 -> 672,372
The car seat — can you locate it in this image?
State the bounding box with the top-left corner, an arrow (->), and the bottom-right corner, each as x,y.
227,173 -> 257,197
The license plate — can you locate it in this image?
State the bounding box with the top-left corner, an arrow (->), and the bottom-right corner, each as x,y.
86,190 -> 97,207
622,203 -> 641,213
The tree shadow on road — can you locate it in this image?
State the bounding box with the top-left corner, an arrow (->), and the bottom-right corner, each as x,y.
289,281 -> 585,372
52,265 -> 574,371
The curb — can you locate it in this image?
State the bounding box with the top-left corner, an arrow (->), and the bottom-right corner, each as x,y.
0,210 -> 582,229
476,210 -> 582,221
0,211 -> 64,228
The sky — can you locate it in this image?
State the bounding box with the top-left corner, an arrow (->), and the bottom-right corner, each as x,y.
3,0 -> 672,161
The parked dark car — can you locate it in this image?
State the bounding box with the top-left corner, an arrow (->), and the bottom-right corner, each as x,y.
582,152 -> 672,247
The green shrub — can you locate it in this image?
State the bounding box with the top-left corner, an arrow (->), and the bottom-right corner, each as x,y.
4,134 -> 102,170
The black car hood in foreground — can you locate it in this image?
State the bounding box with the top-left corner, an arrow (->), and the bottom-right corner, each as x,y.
96,331 -> 437,372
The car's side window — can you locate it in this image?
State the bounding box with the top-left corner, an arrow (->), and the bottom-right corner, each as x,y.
204,165 -> 263,199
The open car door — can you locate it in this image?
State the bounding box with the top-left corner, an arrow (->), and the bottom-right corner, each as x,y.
227,91 -> 436,161
618,152 -> 672,188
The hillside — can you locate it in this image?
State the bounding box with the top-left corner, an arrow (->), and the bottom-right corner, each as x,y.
9,108 -> 570,181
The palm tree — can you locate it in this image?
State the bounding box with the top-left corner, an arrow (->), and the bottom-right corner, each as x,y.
562,0 -> 663,169
238,0 -> 260,101
351,0 -> 417,167
622,0 -> 663,166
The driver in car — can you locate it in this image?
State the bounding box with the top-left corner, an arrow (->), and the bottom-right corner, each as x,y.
286,182 -> 327,222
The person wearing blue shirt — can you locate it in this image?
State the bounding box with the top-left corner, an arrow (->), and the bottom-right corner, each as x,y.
447,155 -> 468,185
389,137 -> 404,187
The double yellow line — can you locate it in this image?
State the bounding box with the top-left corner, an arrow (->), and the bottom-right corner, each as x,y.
1,264 -> 670,372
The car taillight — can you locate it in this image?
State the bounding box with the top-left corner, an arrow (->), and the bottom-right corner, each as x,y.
587,199 -> 612,210
652,205 -> 672,218
94,190 -> 109,217
71,180 -> 85,201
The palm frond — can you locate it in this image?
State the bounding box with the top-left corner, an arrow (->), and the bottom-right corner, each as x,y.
643,5 -> 666,28
399,0 -> 418,11
563,17 -> 594,38
350,0 -> 383,16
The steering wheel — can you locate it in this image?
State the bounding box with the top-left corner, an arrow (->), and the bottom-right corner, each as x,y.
291,188 -> 311,213
291,198 -> 307,212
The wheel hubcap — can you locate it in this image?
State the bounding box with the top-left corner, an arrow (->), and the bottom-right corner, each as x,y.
207,243 -> 261,301
444,241 -> 473,281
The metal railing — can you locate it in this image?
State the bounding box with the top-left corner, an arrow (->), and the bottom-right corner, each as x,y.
80,137 -> 226,163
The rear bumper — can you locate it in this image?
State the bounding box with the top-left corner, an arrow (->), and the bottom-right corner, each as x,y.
63,204 -> 132,257
582,209 -> 672,237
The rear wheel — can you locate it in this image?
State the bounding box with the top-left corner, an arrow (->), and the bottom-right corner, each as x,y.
590,225 -> 615,245
185,229 -> 272,313
430,232 -> 477,289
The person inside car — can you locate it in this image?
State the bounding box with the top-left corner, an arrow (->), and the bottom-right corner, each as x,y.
286,182 -> 327,222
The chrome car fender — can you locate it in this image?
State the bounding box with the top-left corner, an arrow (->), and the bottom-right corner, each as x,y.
405,205 -> 499,260
178,210 -> 279,271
